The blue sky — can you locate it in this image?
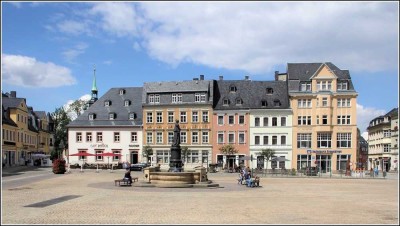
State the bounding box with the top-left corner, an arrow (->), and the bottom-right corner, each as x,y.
1,2 -> 399,134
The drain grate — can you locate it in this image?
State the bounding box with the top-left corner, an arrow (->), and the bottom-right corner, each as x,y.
8,187 -> 32,191
24,195 -> 81,208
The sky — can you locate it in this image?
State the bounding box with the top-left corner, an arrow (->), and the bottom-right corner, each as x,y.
1,1 -> 399,137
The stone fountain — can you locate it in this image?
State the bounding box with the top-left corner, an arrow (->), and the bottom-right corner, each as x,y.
135,120 -> 219,188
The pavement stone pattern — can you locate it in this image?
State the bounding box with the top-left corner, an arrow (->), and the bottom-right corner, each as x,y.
1,168 -> 399,224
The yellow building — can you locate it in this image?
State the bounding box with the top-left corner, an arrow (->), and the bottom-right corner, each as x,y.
2,104 -> 18,167
142,76 -> 214,170
278,62 -> 358,173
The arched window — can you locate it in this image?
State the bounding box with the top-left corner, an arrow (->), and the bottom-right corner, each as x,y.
223,98 -> 230,106
88,113 -> 96,120
119,89 -> 126,95
236,98 -> 243,105
229,85 -> 237,92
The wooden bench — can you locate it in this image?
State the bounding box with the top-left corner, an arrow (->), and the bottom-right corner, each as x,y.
114,177 -> 138,186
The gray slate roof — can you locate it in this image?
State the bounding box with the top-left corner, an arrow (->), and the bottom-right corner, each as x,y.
214,80 -> 289,110
1,97 -> 25,110
67,87 -> 143,127
34,111 -> 46,119
286,62 -> 355,91
2,106 -> 18,127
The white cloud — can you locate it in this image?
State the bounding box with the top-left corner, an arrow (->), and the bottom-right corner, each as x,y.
103,60 -> 112,65
63,94 -> 91,120
1,54 -> 77,88
57,20 -> 88,36
62,43 -> 89,63
8,2 -> 22,8
356,104 -> 387,133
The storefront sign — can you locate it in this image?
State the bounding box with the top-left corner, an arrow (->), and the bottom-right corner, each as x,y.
90,144 -> 109,148
129,144 -> 140,148
307,150 -> 342,154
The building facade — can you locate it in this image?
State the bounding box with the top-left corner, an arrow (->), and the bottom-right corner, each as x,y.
280,62 -> 358,173
367,108 -> 398,172
142,76 -> 214,170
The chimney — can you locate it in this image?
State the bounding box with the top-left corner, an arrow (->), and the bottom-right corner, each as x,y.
10,91 -> 16,98
244,75 -> 249,80
200,75 -> 204,80
275,71 -> 279,81
219,76 -> 223,80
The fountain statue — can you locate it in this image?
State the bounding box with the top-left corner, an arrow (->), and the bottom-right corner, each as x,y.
169,120 -> 183,172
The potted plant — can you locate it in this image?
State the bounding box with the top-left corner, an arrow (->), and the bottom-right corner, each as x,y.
52,158 -> 66,174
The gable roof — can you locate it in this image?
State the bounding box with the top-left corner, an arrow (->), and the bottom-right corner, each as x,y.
1,97 -> 26,110
34,111 -> 47,119
144,80 -> 210,93
214,80 -> 289,110
2,105 -> 18,127
67,87 -> 143,127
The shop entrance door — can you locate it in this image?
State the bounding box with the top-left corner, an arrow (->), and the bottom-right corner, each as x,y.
131,151 -> 138,164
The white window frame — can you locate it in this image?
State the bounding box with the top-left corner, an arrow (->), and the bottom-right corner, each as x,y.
114,132 -> 120,142
77,132 -> 82,142
317,133 -> 332,148
195,93 -> 201,102
168,132 -> 174,144
200,94 -> 206,102
202,111 -> 209,122
146,112 -> 153,123
147,132 -> 153,144
156,132 -> 163,144
154,94 -> 160,103
86,132 -> 92,142
297,133 -> 311,148
238,132 -> 245,144
168,112 -> 174,123
192,131 -> 199,144
218,115 -> 224,125
228,132 -> 235,144
192,111 -> 199,123
180,131 -> 187,143
131,132 -> 137,142
156,112 -> 163,123
218,132 -> 224,144
180,111 -> 187,123
337,133 -> 351,148
97,132 -> 102,142
228,115 -> 234,125
202,131 -> 209,143
124,100 -> 130,106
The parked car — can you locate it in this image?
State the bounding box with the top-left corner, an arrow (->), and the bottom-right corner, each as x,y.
304,167 -> 318,176
130,162 -> 149,171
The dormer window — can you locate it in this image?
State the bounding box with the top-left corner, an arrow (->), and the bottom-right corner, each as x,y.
266,88 -> 273,94
129,112 -> 136,120
223,98 -> 230,106
104,100 -> 111,107
300,82 -> 311,91
261,100 -> 268,107
229,85 -> 237,92
236,98 -> 243,105
273,99 -> 281,107
337,81 -> 348,90
109,113 -> 115,120
119,89 -> 126,95
124,100 -> 131,107
88,113 -> 96,120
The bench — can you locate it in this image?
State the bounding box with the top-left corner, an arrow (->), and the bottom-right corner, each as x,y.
114,177 -> 139,186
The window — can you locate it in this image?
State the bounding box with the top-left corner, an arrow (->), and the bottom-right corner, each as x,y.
228,115 -> 234,124
148,94 -> 155,103
238,115 -> 245,124
129,113 -> 136,120
200,94 -> 206,102
218,115 -> 224,125
274,100 -> 281,107
202,131 -> 209,143
223,98 -> 230,106
97,132 -> 102,142
261,100 -> 268,107
337,98 -> 351,107
172,93 -> 182,103
192,111 -> 199,123
168,132 -> 174,144
384,144 -> 391,152
238,132 -> 245,144
337,82 -> 348,90
277,136 -> 285,146
281,117 -> 286,126
77,132 -> 82,142
146,112 -> 153,123
124,100 -> 130,106
300,82 -> 311,91
255,136 -> 260,145
236,98 -> 243,105
168,112 -> 174,123
230,85 -> 237,92
157,150 -> 170,164
180,111 -> 187,123
266,88 -> 273,94
263,117 -> 268,127
272,117 -> 277,126
337,133 -> 351,148
297,133 -> 311,148
114,132 -> 120,142
202,151 -> 209,163
317,80 -> 332,91
192,131 -> 199,143
228,133 -> 235,144
104,101 -> 110,106
322,97 -> 328,107
202,111 -> 209,122
255,117 -> 260,127
78,151 -> 87,160
263,136 -> 268,145
298,99 -> 312,108
218,132 -> 224,144
316,115 -> 320,125
89,113 -> 95,120
336,154 -> 349,170
112,150 -> 121,161
195,93 -> 201,102
155,112 -> 163,123
147,132 -> 153,144
272,136 -> 278,145
180,132 -> 187,143
322,115 -> 328,125
131,132 -> 137,142
154,95 -> 160,103
86,132 -> 92,142
96,150 -> 103,161
317,133 -> 332,148
337,115 -> 351,125
383,130 -> 391,137
187,150 -> 199,163
156,132 -> 163,143
109,113 -> 115,120
119,89 -> 125,95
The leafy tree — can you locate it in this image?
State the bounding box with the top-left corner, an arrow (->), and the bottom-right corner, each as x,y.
50,106 -> 71,160
219,144 -> 238,155
142,145 -> 153,163
67,99 -> 89,119
181,146 -> 190,163
258,148 -> 275,169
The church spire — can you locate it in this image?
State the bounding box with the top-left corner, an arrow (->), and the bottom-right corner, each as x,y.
89,65 -> 98,107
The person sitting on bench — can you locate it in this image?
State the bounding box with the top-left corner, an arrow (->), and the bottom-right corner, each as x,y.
123,168 -> 133,184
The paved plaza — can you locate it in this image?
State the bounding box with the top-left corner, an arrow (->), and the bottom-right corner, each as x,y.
2,168 -> 399,225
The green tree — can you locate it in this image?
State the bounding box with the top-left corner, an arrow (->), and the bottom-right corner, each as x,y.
50,106 -> 71,160
181,146 -> 190,163
219,144 -> 238,169
258,148 -> 275,170
142,145 -> 153,164
68,99 -> 89,118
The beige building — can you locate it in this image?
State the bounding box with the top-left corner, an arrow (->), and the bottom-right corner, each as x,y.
277,62 -> 358,173
367,108 -> 398,172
